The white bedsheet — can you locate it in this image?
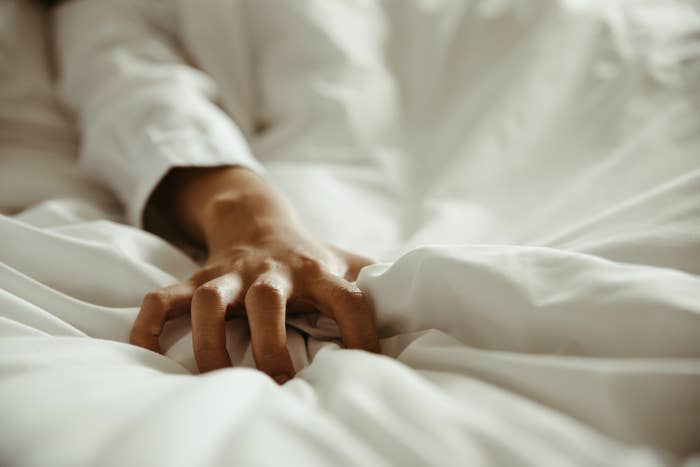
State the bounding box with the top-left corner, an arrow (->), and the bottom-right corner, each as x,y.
1,0 -> 700,466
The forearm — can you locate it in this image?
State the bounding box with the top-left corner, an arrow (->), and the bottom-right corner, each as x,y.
54,0 -> 260,226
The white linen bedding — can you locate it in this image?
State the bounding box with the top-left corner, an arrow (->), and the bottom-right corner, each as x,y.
1,0 -> 700,466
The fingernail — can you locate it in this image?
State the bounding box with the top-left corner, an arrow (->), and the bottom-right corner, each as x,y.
273,374 -> 290,385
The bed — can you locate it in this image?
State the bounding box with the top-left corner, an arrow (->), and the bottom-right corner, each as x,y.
1,0 -> 699,466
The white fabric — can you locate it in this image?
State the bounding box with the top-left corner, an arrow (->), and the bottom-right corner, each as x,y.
2,0 -> 700,466
0,1 -> 116,217
54,0 -> 263,226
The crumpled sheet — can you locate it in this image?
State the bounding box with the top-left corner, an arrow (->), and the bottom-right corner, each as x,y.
1,0 -> 700,466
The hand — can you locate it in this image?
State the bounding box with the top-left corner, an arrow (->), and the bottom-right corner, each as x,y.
129,166 -> 380,382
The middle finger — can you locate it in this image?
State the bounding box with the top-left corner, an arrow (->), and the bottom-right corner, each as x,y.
244,271 -> 295,382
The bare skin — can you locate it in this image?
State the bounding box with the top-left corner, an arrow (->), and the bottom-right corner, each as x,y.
129,166 -> 380,383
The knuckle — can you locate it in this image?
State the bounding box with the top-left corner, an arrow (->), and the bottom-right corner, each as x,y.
333,284 -> 365,307
246,281 -> 284,307
231,257 -> 247,271
142,291 -> 168,311
297,256 -> 325,277
193,284 -> 222,306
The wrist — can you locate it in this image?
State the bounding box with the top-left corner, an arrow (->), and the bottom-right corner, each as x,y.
157,165 -> 302,253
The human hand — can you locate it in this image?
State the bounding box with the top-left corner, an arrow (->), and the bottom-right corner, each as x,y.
129,167 -> 380,382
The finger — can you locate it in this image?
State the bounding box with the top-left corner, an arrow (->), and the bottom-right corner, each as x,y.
308,274 -> 380,353
244,272 -> 295,382
191,273 -> 242,373
130,282 -> 194,353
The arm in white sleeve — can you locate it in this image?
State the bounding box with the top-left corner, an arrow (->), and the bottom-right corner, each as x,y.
53,0 -> 263,226
249,0 -> 399,165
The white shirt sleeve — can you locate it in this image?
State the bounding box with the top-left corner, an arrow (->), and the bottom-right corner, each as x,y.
53,0 -> 263,226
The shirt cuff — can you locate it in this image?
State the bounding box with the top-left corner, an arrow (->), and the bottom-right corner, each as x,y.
125,132 -> 264,227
